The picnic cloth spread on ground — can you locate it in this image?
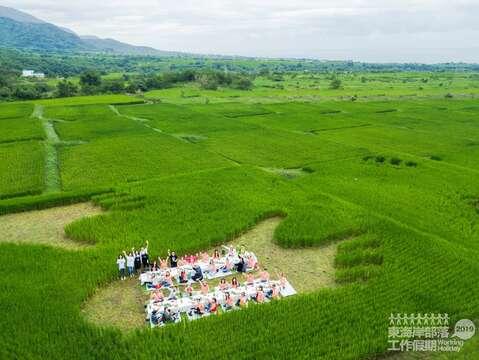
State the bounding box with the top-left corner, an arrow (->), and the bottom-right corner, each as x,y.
145,279 -> 296,327
140,252 -> 256,287
140,249 -> 296,328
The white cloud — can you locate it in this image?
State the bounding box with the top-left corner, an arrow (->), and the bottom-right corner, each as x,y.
3,0 -> 479,62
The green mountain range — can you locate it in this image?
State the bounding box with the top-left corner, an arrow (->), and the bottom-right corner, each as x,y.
0,6 -> 176,56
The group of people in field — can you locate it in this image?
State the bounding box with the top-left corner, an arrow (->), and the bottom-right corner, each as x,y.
145,245 -> 293,327
115,243 -> 296,327
115,241 -> 151,280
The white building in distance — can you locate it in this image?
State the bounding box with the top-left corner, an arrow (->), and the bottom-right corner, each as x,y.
22,70 -> 45,79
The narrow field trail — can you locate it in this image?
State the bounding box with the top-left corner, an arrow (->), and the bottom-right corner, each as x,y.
32,104 -> 62,193
82,217 -> 340,331
0,202 -> 103,250
109,105 -> 163,133
109,104 -> 242,166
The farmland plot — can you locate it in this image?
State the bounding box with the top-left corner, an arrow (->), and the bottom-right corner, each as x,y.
1,93 -> 479,360
0,141 -> 45,198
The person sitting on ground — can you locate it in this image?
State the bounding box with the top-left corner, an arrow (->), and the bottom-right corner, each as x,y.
222,257 -> 233,272
237,292 -> 248,307
134,250 -> 141,274
152,290 -> 164,302
161,307 -> 174,324
244,272 -> 254,286
178,256 -> 187,267
188,253 -> 198,264
191,299 -> 204,316
185,284 -> 194,297
277,272 -> 287,289
235,256 -> 246,273
116,254 -> 126,280
208,297 -> 218,314
151,261 -> 159,272
167,249 -> 178,268
219,278 -> 228,291
162,271 -> 173,287
226,245 -> 236,257
231,277 -> 240,289
213,249 -> 220,259
124,251 -> 135,278
260,268 -> 270,283
191,265 -> 203,282
224,292 -> 234,310
178,269 -> 188,284
270,283 -> 280,300
150,310 -> 160,326
255,286 -> 265,303
200,280 -> 209,296
149,274 -> 161,289
168,287 -> 178,300
201,252 -> 209,262
247,254 -> 257,270
208,259 -> 217,275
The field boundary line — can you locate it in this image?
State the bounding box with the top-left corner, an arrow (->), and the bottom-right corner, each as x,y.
109,105 -> 242,166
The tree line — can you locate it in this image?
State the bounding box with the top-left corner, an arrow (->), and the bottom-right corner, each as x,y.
0,69 -> 255,100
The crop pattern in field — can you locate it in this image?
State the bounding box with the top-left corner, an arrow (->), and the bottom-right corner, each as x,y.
0,85 -> 479,359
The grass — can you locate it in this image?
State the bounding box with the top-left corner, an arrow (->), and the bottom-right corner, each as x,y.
226,217 -> 340,292
33,105 -> 62,192
82,216 -> 341,331
1,73 -> 479,359
0,141 -> 45,198
81,277 -> 147,331
0,202 -> 103,249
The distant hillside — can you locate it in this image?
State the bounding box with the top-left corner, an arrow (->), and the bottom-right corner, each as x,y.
0,6 -> 45,24
80,35 -> 179,56
0,6 -> 177,56
0,17 -> 87,52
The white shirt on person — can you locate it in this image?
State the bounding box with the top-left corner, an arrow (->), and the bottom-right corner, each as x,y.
117,258 -> 126,270
126,255 -> 135,267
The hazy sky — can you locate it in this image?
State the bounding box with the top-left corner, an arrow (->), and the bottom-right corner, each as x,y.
5,0 -> 479,63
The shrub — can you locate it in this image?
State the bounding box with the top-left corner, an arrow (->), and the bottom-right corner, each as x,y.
329,78 -> 342,89
390,157 -> 402,166
301,166 -> 315,173
231,77 -> 253,90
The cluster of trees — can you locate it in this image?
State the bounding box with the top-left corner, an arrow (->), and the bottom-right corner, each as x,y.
0,68 -> 255,101
0,69 -> 53,100
196,71 -> 253,90
55,70 -> 253,98
4,48 -> 479,82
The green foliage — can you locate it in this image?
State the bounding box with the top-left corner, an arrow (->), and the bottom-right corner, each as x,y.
0,17 -> 86,52
329,77 -> 342,89
0,141 -> 45,198
56,80 -> 78,98
231,76 -> 253,90
2,87 -> 479,359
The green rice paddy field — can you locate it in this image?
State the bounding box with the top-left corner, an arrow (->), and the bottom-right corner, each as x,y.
0,72 -> 479,359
